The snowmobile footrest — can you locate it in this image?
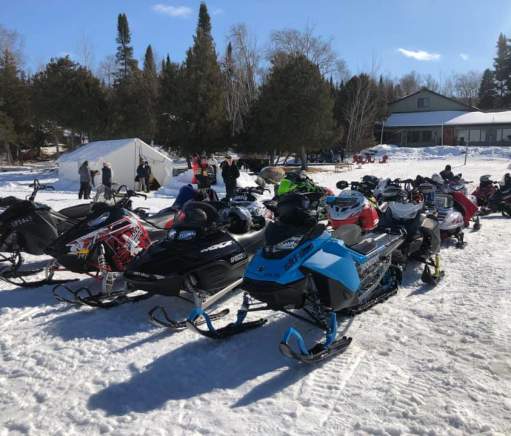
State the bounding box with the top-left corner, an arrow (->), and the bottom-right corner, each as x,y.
341,288 -> 398,316
149,305 -> 230,331
53,284 -> 151,308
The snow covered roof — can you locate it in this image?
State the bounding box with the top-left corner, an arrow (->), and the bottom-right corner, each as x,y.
445,111 -> 511,126
385,111 -> 468,127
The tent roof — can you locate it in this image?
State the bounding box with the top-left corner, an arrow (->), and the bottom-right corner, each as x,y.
385,111 -> 468,127
57,138 -> 173,163
445,111 -> 511,126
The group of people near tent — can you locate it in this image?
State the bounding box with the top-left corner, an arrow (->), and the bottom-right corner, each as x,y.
78,161 -> 112,200
77,154 -> 240,201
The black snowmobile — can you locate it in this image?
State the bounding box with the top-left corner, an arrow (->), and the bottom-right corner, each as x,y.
124,200 -> 267,330
377,185 -> 443,285
0,180 -> 92,286
50,187 -> 177,306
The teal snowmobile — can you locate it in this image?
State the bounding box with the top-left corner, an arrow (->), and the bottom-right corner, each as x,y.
186,192 -> 406,363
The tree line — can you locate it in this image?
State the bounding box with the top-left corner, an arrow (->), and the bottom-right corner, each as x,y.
0,2 -> 504,165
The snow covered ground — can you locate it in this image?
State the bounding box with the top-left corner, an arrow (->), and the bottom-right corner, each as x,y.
0,153 -> 510,435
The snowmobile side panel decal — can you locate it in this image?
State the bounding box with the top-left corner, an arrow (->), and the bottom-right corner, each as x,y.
302,249 -> 360,293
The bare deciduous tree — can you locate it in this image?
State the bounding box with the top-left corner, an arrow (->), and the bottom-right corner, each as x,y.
97,55 -> 116,87
342,74 -> 378,151
267,25 -> 341,76
76,34 -> 95,70
223,24 -> 260,136
0,24 -> 24,66
453,70 -> 482,106
399,71 -> 422,95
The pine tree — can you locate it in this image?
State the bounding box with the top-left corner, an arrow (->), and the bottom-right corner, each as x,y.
478,68 -> 497,110
180,2 -> 225,154
140,44 -> 159,142
0,48 -> 31,152
156,55 -> 183,148
115,13 -> 137,82
247,54 -> 335,169
494,33 -> 510,106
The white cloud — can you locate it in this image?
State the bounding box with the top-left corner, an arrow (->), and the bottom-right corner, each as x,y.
397,48 -> 441,61
211,8 -> 224,16
152,4 -> 193,17
460,53 -> 469,61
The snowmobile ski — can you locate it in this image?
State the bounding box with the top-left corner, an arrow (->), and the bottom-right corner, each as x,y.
186,294 -> 267,339
278,313 -> 352,364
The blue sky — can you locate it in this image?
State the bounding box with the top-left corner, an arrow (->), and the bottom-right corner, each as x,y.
3,0 -> 511,80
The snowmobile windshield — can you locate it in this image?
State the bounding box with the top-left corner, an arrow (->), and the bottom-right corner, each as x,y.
263,221 -> 312,258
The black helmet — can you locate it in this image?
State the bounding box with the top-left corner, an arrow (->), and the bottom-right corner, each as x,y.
362,175 -> 379,190
180,208 -> 208,228
227,206 -> 252,234
180,201 -> 219,229
277,193 -> 317,226
445,165 -> 452,171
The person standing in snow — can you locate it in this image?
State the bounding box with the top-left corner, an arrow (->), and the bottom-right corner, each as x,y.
102,162 -> 113,200
143,161 -> 152,192
136,161 -> 147,192
78,161 -> 92,199
220,155 -> 240,200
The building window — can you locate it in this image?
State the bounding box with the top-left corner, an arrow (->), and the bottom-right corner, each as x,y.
501,128 -> 511,142
409,131 -> 420,142
421,130 -> 433,142
457,129 -> 468,144
469,129 -> 481,142
417,97 -> 430,109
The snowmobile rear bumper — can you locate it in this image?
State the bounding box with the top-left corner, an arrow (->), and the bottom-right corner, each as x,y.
125,271 -> 184,296
242,277 -> 307,310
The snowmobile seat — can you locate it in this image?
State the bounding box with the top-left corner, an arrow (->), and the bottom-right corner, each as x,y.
142,206 -> 178,229
58,203 -> 92,220
333,224 -> 362,247
232,226 -> 266,254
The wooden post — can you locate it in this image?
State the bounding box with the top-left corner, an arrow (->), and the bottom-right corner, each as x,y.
379,121 -> 385,145
441,122 -> 444,146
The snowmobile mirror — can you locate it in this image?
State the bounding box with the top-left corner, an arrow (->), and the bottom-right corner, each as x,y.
336,181 -> 349,190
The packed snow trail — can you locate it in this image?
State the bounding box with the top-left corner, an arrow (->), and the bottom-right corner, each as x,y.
0,156 -> 510,435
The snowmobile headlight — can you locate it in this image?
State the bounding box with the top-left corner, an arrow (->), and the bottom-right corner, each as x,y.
177,230 -> 196,240
167,229 -> 177,239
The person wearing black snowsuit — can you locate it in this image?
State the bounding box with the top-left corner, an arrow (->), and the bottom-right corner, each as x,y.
102,163 -> 113,200
440,165 -> 455,181
136,163 -> 146,192
220,155 -> 240,200
143,161 -> 151,192
78,161 -> 92,199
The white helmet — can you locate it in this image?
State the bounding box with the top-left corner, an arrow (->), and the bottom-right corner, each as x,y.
431,173 -> 443,185
326,190 -> 365,221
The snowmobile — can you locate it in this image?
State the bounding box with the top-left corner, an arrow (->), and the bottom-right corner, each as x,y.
377,185 -> 443,284
472,174 -> 511,217
124,200 -> 268,330
185,192 -> 405,363
0,179 -> 93,286
50,188 -> 176,306
228,185 -> 274,227
325,180 -> 379,231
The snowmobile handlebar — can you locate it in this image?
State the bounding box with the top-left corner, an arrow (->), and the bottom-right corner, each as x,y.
27,179 -> 55,201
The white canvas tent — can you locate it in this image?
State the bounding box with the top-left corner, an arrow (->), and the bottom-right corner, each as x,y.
58,138 -> 173,189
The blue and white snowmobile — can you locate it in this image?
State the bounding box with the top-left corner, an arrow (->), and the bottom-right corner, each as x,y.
186,192 -> 405,363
